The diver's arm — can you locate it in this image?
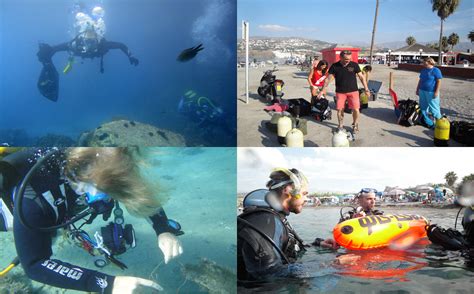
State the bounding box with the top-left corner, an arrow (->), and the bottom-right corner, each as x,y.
13,195 -> 115,293
147,207 -> 183,263
102,41 -> 139,66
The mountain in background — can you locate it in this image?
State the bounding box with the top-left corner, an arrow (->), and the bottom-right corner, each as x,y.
239,36 -> 473,52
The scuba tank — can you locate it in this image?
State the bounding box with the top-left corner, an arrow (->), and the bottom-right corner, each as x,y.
332,129 -> 350,147
434,116 -> 450,147
277,116 -> 292,145
286,128 -> 304,147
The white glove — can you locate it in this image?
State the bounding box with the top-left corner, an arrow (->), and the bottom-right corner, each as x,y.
158,232 -> 183,264
112,276 -> 163,293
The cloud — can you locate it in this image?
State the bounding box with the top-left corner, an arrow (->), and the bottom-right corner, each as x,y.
238,148 -> 474,193
192,0 -> 232,63
258,24 -> 291,32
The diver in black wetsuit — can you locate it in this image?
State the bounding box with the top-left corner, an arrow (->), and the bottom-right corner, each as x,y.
339,188 -> 384,223
237,168 -> 339,281
37,27 -> 139,101
427,181 -> 474,266
0,148 -> 183,293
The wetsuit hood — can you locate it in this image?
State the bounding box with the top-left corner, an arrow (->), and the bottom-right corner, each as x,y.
243,189 -> 287,215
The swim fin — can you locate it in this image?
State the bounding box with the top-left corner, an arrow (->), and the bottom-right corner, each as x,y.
37,62 -> 59,102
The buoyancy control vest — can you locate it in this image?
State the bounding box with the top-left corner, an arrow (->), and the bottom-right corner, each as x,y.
238,189 -> 305,263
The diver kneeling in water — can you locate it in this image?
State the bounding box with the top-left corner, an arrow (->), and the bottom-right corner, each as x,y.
0,148 -> 183,293
237,168 -> 338,281
427,181 -> 474,265
339,188 -> 383,223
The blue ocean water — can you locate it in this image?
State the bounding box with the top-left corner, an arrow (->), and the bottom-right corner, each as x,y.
0,0 -> 236,146
0,147 -> 237,293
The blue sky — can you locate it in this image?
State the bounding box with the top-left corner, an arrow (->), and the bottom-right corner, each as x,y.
238,0 -> 473,44
238,148 -> 474,193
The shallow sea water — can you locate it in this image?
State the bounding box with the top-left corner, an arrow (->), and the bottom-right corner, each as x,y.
0,148 -> 237,293
239,206 -> 474,294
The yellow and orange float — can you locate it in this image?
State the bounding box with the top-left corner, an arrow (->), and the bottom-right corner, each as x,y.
333,214 -> 428,250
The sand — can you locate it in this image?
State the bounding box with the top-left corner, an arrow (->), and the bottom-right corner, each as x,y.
237,64 -> 474,147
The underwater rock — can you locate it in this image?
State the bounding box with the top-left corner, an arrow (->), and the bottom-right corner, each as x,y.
77,120 -> 186,147
182,258 -> 236,294
35,134 -> 76,147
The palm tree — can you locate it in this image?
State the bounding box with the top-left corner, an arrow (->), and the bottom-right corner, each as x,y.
469,31 -> 474,42
431,0 -> 460,64
369,0 -> 380,65
444,171 -> 458,187
447,33 -> 459,51
406,36 -> 416,46
441,36 -> 449,52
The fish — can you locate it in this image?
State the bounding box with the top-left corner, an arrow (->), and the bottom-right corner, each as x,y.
182,258 -> 236,294
177,44 -> 204,62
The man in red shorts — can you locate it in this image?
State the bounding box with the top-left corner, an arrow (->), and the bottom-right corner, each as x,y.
318,51 -> 370,132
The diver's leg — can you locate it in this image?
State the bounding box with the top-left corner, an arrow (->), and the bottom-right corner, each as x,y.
37,42 -> 69,64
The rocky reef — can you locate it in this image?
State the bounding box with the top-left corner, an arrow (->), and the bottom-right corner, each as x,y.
182,258 -> 236,294
78,119 -> 187,146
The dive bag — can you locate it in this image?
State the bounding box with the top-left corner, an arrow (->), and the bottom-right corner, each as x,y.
287,98 -> 312,117
450,120 -> 474,146
311,97 -> 332,122
397,99 -> 420,127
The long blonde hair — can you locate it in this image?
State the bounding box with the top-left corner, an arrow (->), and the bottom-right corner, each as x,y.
64,147 -> 164,217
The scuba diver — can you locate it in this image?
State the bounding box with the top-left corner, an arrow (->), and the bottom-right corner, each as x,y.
37,5 -> 139,102
177,44 -> 204,62
427,181 -> 474,266
237,168 -> 339,281
178,90 -> 225,126
0,148 -> 183,293
339,188 -> 384,223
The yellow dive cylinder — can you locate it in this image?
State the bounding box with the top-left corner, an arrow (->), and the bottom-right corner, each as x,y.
332,129 -> 350,147
277,116 -> 292,145
360,92 -> 369,108
286,128 -> 304,147
434,116 -> 450,147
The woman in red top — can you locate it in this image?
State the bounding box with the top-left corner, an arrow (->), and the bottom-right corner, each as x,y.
307,60 -> 329,98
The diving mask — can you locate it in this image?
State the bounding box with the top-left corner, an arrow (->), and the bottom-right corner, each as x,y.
270,168 -> 308,199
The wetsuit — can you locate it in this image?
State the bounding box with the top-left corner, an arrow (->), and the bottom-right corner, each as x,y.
0,148 -> 177,293
427,207 -> 474,265
237,189 -> 305,281
37,36 -> 138,73
339,208 -> 384,223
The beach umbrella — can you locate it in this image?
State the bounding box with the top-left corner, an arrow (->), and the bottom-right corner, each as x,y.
387,188 -> 406,196
415,185 -> 434,193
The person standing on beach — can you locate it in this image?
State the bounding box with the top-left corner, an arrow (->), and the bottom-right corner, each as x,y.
318,51 -> 370,132
308,60 -> 329,99
416,57 -> 442,128
237,168 -> 338,281
339,188 -> 383,223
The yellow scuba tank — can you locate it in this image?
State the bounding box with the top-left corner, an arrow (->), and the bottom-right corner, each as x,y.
360,91 -> 369,108
434,116 -> 450,147
63,57 -> 74,74
332,129 -> 350,147
277,116 -> 292,145
286,128 -> 304,147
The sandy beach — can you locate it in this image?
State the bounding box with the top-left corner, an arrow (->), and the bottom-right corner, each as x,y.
237,64 -> 473,147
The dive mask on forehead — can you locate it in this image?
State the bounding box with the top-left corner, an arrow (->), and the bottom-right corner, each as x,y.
270,168 -> 308,199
